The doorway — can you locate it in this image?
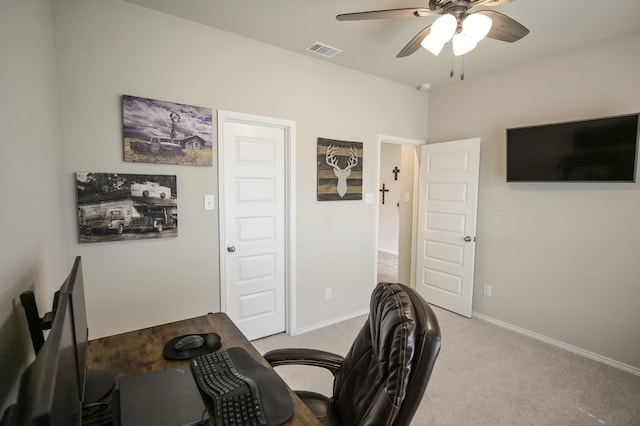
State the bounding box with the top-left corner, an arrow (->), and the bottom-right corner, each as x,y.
218,110 -> 297,340
376,135 -> 425,286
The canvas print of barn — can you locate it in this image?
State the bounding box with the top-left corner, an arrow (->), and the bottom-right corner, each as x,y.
76,172 -> 178,243
123,95 -> 213,166
317,138 -> 363,201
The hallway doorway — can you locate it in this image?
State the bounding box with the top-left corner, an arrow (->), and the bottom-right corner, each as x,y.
376,135 -> 424,286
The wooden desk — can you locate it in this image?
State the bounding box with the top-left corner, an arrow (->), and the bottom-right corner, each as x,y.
88,312 -> 319,425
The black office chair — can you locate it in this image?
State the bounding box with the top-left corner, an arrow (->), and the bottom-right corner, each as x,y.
264,282 -> 441,426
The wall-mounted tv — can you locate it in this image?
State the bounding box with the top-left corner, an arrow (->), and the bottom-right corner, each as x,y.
506,113 -> 639,182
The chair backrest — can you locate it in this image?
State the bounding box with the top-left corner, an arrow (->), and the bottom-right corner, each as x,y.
332,282 -> 441,426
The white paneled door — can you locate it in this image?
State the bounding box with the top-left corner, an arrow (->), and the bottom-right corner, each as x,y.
415,138 -> 480,317
219,111 -> 294,341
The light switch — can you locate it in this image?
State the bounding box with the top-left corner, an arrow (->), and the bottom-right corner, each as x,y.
404,193 -> 410,203
365,193 -> 374,204
204,195 -> 215,210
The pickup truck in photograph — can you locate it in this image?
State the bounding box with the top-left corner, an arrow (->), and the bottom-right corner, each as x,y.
129,136 -> 184,155
85,206 -> 166,234
131,181 -> 171,199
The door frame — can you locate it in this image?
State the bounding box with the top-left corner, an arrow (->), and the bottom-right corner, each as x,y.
375,134 -> 426,288
217,110 -> 297,335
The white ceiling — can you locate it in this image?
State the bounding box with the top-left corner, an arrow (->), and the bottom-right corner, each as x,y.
125,0 -> 640,89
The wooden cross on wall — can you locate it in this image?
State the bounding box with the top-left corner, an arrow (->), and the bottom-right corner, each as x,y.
379,183 -> 389,205
393,166 -> 400,180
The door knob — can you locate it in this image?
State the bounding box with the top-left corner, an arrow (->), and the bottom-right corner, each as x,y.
464,236 -> 473,242
227,245 -> 236,252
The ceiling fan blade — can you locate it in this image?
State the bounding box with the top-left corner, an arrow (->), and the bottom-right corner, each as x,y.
468,0 -> 514,12
477,0 -> 514,6
477,10 -> 529,42
397,26 -> 432,58
336,8 -> 435,21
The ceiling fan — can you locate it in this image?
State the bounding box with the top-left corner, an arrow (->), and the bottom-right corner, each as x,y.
336,0 -> 529,58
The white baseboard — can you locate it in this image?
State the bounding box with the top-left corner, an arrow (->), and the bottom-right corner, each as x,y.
293,308 -> 369,336
472,311 -> 640,377
377,249 -> 398,256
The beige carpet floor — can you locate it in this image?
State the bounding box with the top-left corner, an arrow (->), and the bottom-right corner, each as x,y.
253,305 -> 640,425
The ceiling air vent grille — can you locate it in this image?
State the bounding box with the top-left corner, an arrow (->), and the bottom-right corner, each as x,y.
306,42 -> 342,58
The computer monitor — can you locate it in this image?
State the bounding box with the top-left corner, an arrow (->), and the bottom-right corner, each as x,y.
7,257 -> 115,426
14,292 -> 82,425
59,256 -> 114,404
59,256 -> 88,403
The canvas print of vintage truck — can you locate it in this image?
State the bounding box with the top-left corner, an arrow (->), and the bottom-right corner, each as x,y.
76,172 -> 177,243
122,94 -> 213,166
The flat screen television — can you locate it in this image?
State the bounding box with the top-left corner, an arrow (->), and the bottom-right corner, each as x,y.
506,113 -> 639,182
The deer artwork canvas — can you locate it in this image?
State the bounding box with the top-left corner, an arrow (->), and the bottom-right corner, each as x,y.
317,138 -> 363,201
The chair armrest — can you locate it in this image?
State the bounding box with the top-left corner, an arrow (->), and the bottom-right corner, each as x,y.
263,348 -> 345,376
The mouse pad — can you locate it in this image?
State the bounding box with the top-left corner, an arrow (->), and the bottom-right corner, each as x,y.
163,333 -> 221,360
119,366 -> 209,426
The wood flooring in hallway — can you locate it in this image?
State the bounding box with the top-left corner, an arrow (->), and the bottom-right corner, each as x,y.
377,251 -> 398,283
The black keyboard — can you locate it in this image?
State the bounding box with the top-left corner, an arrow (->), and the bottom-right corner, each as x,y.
191,347 -> 294,426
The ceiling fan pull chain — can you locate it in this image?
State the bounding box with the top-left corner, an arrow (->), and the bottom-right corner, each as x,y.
450,54 -> 455,78
461,56 -> 465,80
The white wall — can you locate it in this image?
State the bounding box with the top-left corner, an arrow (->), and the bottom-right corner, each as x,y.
428,33 -> 640,370
0,0 -> 68,412
51,0 -> 429,338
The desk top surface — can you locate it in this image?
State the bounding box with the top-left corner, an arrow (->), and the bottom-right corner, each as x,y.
88,312 -> 320,425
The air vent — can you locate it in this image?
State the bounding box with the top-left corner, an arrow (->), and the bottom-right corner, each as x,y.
305,42 -> 342,58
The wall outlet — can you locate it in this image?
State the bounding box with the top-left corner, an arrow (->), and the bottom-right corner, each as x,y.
483,284 -> 492,297
325,287 -> 332,300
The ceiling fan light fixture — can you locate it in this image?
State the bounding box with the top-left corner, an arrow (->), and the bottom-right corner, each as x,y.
430,13 -> 457,43
421,34 -> 445,56
452,32 -> 477,56
462,13 -> 493,42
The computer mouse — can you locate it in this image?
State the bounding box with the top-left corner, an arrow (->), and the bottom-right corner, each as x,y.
174,335 -> 204,352
203,333 -> 221,350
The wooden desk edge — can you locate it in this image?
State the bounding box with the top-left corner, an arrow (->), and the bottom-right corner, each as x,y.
88,312 -> 320,425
